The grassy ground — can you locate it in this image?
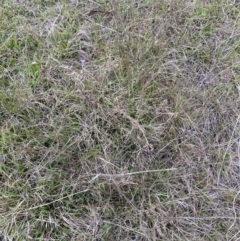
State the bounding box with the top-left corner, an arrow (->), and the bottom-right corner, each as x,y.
0,0 -> 240,240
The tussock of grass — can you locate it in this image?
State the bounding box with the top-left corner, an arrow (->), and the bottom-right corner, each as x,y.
1,0 -> 240,240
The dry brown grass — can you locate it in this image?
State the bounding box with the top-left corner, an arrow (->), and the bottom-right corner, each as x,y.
0,0 -> 240,240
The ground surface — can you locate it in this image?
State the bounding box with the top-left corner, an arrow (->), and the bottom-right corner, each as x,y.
0,0 -> 240,240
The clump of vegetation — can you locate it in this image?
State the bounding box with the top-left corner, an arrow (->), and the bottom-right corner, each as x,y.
1,0 -> 240,240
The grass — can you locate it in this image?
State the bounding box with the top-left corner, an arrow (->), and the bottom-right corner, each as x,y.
0,0 -> 240,240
